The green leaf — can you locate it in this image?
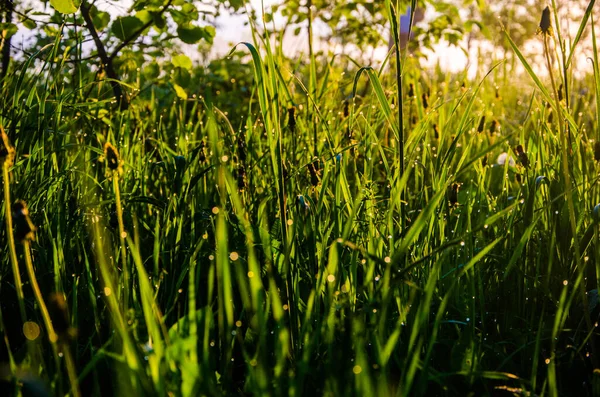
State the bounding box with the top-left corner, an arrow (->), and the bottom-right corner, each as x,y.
173,67 -> 191,86
203,26 -> 215,44
50,0 -> 81,14
172,54 -> 192,70
181,3 -> 199,20
152,12 -> 167,30
173,84 -> 187,99
92,11 -> 111,31
143,62 -> 160,79
0,23 -> 18,38
177,25 -> 214,45
135,10 -> 153,24
111,16 -> 144,41
22,19 -> 37,29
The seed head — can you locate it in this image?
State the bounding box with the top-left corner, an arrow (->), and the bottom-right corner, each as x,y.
477,116 -> 486,133
489,120 -> 499,134
448,183 -> 460,207
237,133 -> 247,163
104,142 -> 121,172
47,292 -> 77,342
408,83 -> 415,98
594,142 -> 600,162
288,107 -> 296,132
237,170 -> 246,191
538,6 -> 552,36
422,93 -> 429,110
515,144 -> 529,168
558,83 -> 563,102
0,127 -> 15,168
12,200 -> 36,242
198,140 -> 207,163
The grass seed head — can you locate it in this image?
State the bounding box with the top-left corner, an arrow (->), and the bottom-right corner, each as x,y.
0,128 -> 15,168
236,165 -> 247,191
198,140 -> 207,163
288,107 -> 296,131
477,116 -> 486,133
12,200 -> 36,242
408,83 -> 415,98
516,144 -> 529,168
104,142 -> 121,172
594,142 -> 600,161
237,130 -> 247,163
421,92 -> 429,110
538,6 -> 552,36
489,120 -> 499,134
448,183 -> 460,206
558,83 -> 563,102
47,292 -> 77,342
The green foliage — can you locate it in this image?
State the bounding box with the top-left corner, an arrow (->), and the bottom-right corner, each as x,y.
2,2 -> 600,397
111,16 -> 145,41
177,24 -> 215,44
0,23 -> 17,38
50,0 -> 81,14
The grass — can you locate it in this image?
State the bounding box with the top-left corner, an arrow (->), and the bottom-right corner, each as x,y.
1,3 -> 600,396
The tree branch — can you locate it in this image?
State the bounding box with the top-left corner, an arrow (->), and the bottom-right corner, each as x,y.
80,0 -> 128,110
1,0 -> 14,80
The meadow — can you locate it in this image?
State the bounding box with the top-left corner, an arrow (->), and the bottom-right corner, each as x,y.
1,2 -> 600,396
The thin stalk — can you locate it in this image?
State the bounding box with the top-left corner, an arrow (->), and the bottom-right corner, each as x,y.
307,0 -> 317,159
23,240 -> 58,344
62,342 -> 81,397
113,174 -> 129,312
3,163 -> 26,324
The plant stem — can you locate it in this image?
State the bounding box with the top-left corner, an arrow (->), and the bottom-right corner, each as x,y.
3,162 -> 26,324
113,174 -> 129,313
23,240 -> 58,344
62,342 -> 81,397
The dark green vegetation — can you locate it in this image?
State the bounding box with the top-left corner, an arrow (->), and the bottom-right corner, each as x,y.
2,1 -> 600,396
